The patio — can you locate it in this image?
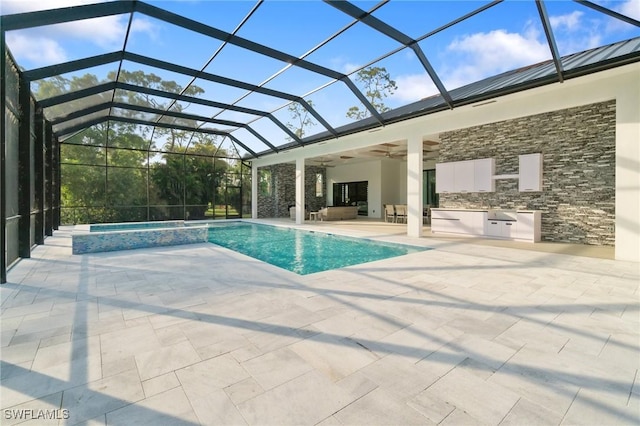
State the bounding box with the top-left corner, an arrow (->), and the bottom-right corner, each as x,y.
1,220 -> 638,425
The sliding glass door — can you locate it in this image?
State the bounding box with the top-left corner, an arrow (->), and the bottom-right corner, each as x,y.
424,169 -> 438,207
332,181 -> 368,216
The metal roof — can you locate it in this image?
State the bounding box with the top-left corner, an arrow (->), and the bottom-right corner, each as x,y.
2,0 -> 639,159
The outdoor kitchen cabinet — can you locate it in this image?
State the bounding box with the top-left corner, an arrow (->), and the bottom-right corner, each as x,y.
435,158 -> 495,193
432,209 -> 541,242
519,153 -> 543,192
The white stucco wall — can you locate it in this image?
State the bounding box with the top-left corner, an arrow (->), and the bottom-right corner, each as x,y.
380,160 -> 406,206
326,160 -> 382,218
614,70 -> 640,262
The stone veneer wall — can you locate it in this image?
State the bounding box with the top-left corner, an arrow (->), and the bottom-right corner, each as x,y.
439,100 -> 615,245
257,164 -> 327,218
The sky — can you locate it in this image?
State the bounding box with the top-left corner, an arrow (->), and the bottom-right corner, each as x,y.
2,0 -> 639,155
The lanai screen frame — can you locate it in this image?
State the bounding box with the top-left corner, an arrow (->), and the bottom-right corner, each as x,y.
10,0 -> 639,156
1,0 -> 640,283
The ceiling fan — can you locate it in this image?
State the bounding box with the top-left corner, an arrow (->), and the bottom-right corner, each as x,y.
370,147 -> 439,161
377,140 -> 440,160
369,143 -> 404,159
311,157 -> 335,167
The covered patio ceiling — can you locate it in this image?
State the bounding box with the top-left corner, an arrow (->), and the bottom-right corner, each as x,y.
2,0 -> 639,160
304,139 -> 441,168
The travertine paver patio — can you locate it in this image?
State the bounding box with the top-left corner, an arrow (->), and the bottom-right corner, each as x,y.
1,221 -> 638,425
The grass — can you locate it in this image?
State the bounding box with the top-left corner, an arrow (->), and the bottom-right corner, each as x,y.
205,205 -> 240,217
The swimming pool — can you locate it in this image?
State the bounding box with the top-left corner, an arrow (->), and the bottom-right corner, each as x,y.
75,220 -> 431,274
207,222 -> 429,275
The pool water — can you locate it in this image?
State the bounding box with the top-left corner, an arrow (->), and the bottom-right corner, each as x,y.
207,222 -> 430,275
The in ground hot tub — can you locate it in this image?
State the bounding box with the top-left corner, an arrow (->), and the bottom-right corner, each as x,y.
72,221 -> 208,254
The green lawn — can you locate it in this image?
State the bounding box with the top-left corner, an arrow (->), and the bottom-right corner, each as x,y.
205,205 -> 240,217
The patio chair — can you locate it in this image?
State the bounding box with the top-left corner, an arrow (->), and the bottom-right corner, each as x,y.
384,204 -> 396,222
423,205 -> 432,225
395,204 -> 407,223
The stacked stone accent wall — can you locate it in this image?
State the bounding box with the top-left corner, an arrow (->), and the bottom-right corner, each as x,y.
439,100 -> 615,245
257,164 -> 327,218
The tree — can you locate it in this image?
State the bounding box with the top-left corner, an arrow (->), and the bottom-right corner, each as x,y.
286,100 -> 316,140
107,70 -> 205,151
35,71 -> 240,223
151,140 -> 230,220
346,66 -> 397,120
34,72 -> 151,223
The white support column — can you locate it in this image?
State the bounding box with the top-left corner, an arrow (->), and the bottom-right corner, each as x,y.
615,76 -> 640,262
295,157 -> 305,225
407,135 -> 423,238
251,163 -> 258,219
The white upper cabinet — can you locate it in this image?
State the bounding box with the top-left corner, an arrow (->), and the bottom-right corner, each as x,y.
519,153 -> 543,192
435,162 -> 455,193
474,158 -> 495,192
436,158 -> 495,193
454,160 -> 474,192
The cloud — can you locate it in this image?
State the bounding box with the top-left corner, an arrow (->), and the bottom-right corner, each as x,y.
343,62 -> 362,75
327,56 -> 361,75
55,16 -> 131,49
399,4 -> 635,96
392,73 -> 437,102
131,17 -> 160,41
393,2 -> 634,97
389,22 -> 554,100
550,2 -> 638,52
337,60 -> 361,75
5,33 -> 68,64
550,11 -> 584,32
619,0 -> 640,20
441,26 -> 549,89
2,1 -> 159,67
53,15 -> 159,49
607,0 -> 640,32
15,14 -> 158,51
550,11 -> 602,54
